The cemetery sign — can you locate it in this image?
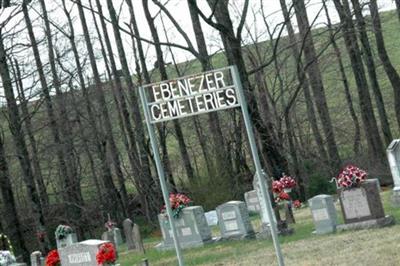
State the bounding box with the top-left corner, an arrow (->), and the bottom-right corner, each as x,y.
142,67 -> 240,123
139,66 -> 284,266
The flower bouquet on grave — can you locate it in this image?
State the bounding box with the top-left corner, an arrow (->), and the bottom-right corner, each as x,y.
272,180 -> 284,198
337,164 -> 367,189
293,200 -> 302,209
45,249 -> 60,266
55,225 -> 74,240
279,175 -> 297,193
275,192 -> 291,207
105,220 -> 117,232
96,242 -> 117,266
161,193 -> 192,219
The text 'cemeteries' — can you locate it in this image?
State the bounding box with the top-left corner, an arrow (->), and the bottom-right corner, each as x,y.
143,68 -> 240,123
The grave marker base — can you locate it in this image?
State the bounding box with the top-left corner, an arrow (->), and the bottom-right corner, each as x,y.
337,215 -> 395,231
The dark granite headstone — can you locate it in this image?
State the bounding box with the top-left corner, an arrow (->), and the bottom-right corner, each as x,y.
339,179 -> 384,224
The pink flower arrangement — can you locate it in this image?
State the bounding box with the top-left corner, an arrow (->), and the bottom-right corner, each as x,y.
275,192 -> 290,204
161,193 -> 192,218
279,175 -> 297,189
272,180 -> 284,194
337,164 -> 367,188
293,200 -> 302,209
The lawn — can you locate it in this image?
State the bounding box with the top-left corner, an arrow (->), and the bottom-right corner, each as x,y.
117,189 -> 400,265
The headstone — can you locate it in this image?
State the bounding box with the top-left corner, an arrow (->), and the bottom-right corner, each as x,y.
56,233 -> 78,250
308,195 -> 337,234
113,228 -> 123,246
133,224 -> 144,253
101,231 -> 115,247
337,179 -> 394,230
156,206 -> 212,250
387,139 -> 400,206
216,201 -> 254,240
244,190 -> 260,213
204,210 -> 218,226
59,239 -> 112,266
253,172 -> 276,238
122,219 -> 135,250
30,251 -> 44,266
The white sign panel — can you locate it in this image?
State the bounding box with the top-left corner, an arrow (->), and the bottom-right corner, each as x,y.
142,67 -> 240,123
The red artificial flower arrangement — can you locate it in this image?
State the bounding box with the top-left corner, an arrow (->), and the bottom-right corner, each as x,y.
161,193 -> 192,218
45,250 -> 60,266
272,180 -> 284,194
337,164 -> 367,188
293,200 -> 302,209
275,192 -> 290,204
96,242 -> 116,265
279,175 -> 297,190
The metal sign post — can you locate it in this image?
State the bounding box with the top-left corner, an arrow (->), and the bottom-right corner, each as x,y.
139,87 -> 185,266
231,65 -> 285,266
139,65 -> 284,266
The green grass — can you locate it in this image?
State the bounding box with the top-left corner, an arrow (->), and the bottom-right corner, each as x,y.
117,189 -> 400,265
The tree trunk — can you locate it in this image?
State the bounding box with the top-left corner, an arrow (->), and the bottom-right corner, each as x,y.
128,0 -> 176,192
60,0 -> 110,215
351,0 -> 392,146
143,0 -> 195,182
0,28 -> 49,253
188,0 -> 235,182
294,0 -> 341,171
37,0 -> 86,229
12,59 -> 49,208
0,132 -> 30,262
369,0 -> 400,133
333,0 -> 385,164
75,0 -> 127,219
205,0 -> 289,177
322,0 -> 361,156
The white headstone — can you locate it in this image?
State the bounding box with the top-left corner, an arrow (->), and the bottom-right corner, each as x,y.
59,240 -> 112,266
204,210 -> 218,226
387,139 -> 400,188
308,195 -> 337,234
252,172 -> 275,225
244,190 -> 261,213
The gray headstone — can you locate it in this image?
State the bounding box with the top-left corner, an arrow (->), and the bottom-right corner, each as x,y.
56,233 -> 78,250
339,179 -> 385,224
204,210 -> 218,226
30,251 -> 43,266
308,194 -> 337,234
244,190 -> 260,213
216,201 -> 254,240
113,228 -> 123,246
252,172 -> 275,225
122,219 -> 135,250
59,239 -> 111,266
157,206 -> 212,250
101,231 -> 115,247
132,223 -> 144,253
387,139 -> 400,206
